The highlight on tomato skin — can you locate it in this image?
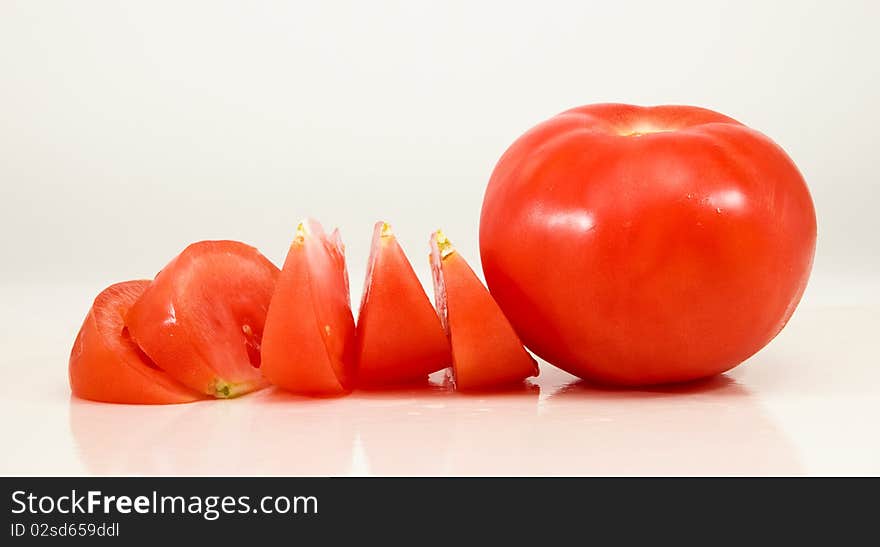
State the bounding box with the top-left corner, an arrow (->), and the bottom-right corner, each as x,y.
261,219 -> 357,396
69,280 -> 207,405
354,221 -> 451,387
429,230 -> 538,392
125,241 -> 279,398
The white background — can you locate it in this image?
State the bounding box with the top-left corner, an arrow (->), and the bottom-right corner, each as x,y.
1,1 -> 878,475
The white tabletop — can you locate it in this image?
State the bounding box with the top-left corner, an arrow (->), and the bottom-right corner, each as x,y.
2,277 -> 877,476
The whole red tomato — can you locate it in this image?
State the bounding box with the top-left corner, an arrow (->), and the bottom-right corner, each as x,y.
480,103 -> 817,385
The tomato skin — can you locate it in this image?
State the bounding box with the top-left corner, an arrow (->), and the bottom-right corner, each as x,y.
261,220 -> 357,396
430,231 -> 538,391
355,222 -> 451,386
480,103 -> 817,385
69,280 -> 206,404
125,241 -> 279,397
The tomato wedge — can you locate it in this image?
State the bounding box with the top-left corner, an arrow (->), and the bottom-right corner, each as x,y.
355,222 -> 451,386
125,241 -> 279,398
261,220 -> 357,395
69,280 -> 206,404
429,230 -> 538,390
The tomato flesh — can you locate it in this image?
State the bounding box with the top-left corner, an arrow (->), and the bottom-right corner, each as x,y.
480,103 -> 817,385
355,222 -> 451,386
69,280 -> 206,404
430,231 -> 538,391
261,220 -> 357,395
125,241 -> 279,397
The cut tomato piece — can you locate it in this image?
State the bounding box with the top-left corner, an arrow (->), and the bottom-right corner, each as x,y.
69,280 -> 206,404
355,221 -> 451,386
125,241 -> 279,398
261,220 -> 356,395
430,230 -> 538,391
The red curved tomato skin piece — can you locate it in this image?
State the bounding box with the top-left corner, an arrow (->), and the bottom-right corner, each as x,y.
430,231 -> 538,391
69,281 -> 206,405
261,220 -> 356,396
480,103 -> 818,386
125,241 -> 279,398
355,222 -> 451,386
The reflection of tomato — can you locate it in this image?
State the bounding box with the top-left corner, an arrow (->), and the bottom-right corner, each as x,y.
69,281 -> 205,404
430,231 -> 538,390
126,241 -> 279,397
262,220 -> 357,395
480,103 -> 817,385
355,222 -> 451,386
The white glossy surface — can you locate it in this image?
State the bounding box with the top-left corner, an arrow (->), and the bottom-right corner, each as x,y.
2,279 -> 878,476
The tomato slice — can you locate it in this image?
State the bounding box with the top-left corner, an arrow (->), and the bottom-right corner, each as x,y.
429,230 -> 538,390
69,280 -> 206,404
355,222 -> 451,386
125,241 -> 279,398
261,220 -> 357,395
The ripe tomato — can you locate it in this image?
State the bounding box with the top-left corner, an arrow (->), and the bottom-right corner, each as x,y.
480,103 -> 817,385
69,280 -> 205,404
430,230 -> 538,390
261,220 -> 357,395
125,241 -> 279,397
355,221 -> 451,386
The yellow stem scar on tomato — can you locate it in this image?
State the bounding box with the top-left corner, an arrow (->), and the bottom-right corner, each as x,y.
434,229 -> 455,259
214,381 -> 232,398
294,221 -> 307,245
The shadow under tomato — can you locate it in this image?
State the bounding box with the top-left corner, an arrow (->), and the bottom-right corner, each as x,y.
554,373 -> 743,396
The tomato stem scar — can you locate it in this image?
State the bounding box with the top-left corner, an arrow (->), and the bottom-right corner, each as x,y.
214,381 -> 232,398
435,230 -> 455,259
294,222 -> 307,245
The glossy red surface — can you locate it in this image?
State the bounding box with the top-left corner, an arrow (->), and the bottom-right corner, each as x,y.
69,280 -> 205,404
480,104 -> 817,385
430,231 -> 538,390
126,241 -> 279,397
261,220 -> 357,395
355,222 -> 451,386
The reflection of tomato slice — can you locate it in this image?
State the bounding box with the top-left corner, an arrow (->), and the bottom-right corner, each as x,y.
69,280 -> 205,404
355,222 -> 451,386
261,220 -> 356,395
429,231 -> 538,391
125,241 -> 279,398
